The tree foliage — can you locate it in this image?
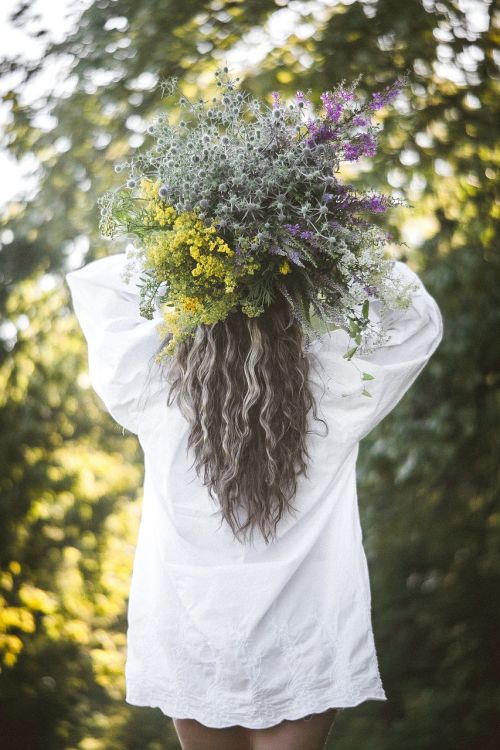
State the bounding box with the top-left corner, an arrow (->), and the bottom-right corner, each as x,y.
0,1 -> 498,748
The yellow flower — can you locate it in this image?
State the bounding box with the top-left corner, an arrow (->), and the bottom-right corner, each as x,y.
162,309 -> 180,335
279,260 -> 291,275
140,178 -> 157,197
181,296 -> 202,312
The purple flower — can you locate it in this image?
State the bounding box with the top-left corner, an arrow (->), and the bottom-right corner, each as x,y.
363,194 -> 388,213
284,224 -> 314,239
337,87 -> 355,102
369,92 -> 388,110
284,223 -> 301,237
344,133 -> 377,161
331,188 -> 356,207
344,142 -> 362,161
352,114 -> 370,127
360,133 -> 377,157
368,80 -> 402,111
271,91 -> 281,108
320,91 -> 344,124
283,224 -> 317,246
299,230 -> 315,241
305,121 -> 338,146
287,249 -> 304,266
295,90 -> 310,107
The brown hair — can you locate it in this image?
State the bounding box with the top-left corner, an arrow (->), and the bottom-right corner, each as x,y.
156,295 -> 328,545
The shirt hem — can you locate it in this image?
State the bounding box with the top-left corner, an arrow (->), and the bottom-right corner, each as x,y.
125,685 -> 388,729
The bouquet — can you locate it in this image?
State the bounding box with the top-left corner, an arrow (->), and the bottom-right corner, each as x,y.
98,66 -> 416,382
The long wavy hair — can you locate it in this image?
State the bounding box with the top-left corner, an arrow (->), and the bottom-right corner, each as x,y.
155,293 -> 328,546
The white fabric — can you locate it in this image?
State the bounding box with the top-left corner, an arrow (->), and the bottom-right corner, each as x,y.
66,253 -> 443,729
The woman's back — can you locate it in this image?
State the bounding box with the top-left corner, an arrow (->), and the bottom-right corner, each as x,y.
66,251 -> 443,730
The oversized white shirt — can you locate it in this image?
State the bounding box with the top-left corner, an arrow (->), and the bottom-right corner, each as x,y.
66,253 -> 443,729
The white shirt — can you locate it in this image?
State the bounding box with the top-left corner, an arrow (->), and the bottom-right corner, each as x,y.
66,253 -> 443,729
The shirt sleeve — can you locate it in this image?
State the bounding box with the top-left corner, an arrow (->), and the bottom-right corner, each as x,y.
313,260 -> 444,443
65,252 -> 164,435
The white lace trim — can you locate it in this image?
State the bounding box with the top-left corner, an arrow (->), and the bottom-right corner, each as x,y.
125,682 -> 387,729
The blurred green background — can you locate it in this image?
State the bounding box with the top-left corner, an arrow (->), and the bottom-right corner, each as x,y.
0,1 -> 498,748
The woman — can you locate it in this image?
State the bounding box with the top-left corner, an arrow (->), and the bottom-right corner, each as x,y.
66,250 -> 443,750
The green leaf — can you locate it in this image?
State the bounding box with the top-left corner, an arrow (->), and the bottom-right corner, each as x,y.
349,319 -> 360,335
361,387 -> 373,397
362,299 -> 369,318
361,371 -> 375,380
343,346 -> 358,360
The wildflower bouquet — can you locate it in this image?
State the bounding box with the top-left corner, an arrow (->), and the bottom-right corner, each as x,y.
98,66 -> 416,374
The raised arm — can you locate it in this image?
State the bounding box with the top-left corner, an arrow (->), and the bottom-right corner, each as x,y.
66,253 -> 164,435
315,260 -> 444,443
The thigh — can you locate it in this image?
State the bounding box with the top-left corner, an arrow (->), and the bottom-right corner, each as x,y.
251,708 -> 339,750
172,717 -> 251,750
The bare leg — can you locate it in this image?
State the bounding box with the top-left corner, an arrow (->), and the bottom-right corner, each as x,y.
172,717 -> 252,750
251,708 -> 339,750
